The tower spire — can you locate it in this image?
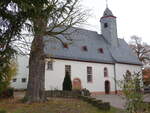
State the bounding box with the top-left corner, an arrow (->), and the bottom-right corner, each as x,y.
106,0 -> 108,8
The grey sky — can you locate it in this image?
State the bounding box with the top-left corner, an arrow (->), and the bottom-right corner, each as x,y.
81,0 -> 150,43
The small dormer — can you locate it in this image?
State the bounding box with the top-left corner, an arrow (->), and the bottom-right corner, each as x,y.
100,8 -> 118,47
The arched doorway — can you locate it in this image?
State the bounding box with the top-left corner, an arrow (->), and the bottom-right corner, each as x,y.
105,80 -> 110,94
73,78 -> 82,90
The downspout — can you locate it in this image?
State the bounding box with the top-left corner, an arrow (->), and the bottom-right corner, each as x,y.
105,42 -> 118,94
114,63 -> 117,94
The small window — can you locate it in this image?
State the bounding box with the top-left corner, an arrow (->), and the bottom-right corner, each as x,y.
104,67 -> 108,77
98,48 -> 104,54
87,66 -> 93,82
22,78 -> 26,83
126,70 -> 131,80
104,23 -> 108,28
47,61 -> 53,70
82,46 -> 88,51
13,78 -> 17,82
63,43 -> 68,48
65,65 -> 71,75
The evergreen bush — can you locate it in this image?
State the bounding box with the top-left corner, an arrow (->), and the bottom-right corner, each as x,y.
63,71 -> 72,91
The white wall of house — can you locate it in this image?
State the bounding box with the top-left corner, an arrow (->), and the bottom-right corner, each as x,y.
45,59 -> 116,93
115,63 -> 142,90
10,55 -> 29,89
10,57 -> 142,93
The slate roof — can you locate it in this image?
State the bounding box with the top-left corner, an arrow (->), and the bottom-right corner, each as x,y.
103,8 -> 114,16
44,27 -> 142,65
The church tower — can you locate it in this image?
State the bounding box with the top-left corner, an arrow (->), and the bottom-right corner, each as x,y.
100,8 -> 118,47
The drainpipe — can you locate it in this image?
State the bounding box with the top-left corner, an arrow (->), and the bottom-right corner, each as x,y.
114,63 -> 117,94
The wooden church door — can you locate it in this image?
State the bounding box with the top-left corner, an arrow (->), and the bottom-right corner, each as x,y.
73,78 -> 82,90
105,80 -> 110,94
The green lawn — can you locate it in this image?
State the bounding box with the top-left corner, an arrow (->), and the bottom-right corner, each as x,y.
0,98 -> 121,113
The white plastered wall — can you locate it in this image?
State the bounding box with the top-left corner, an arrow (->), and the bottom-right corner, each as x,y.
10,55 -> 29,89
115,63 -> 142,90
45,59 -> 116,92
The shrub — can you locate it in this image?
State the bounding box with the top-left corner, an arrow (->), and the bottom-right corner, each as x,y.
63,71 -> 72,91
20,96 -> 28,103
0,59 -> 17,96
1,87 -> 14,98
118,71 -> 149,113
81,88 -> 90,96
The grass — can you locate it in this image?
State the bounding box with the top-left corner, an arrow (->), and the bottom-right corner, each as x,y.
0,97 -> 121,113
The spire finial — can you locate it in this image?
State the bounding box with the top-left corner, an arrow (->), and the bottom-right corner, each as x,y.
106,0 -> 108,8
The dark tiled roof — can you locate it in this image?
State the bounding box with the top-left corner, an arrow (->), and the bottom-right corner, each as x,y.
44,27 -> 141,65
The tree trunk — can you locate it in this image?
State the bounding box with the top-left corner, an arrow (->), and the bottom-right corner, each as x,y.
25,18 -> 47,103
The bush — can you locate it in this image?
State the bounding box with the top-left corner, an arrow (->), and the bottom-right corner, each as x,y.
63,71 -> 72,91
81,88 -> 90,96
0,59 -> 17,96
1,87 -> 14,98
118,71 -> 149,113
20,96 -> 28,103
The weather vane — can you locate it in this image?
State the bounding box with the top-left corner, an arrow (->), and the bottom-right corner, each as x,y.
106,0 -> 108,8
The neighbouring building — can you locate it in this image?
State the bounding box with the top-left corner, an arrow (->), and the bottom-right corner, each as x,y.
11,8 -> 142,95
11,55 -> 29,90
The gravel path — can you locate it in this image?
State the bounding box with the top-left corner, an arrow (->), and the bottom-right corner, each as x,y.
93,94 -> 150,109
93,94 -> 126,109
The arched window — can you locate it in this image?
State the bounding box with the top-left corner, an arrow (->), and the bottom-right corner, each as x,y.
104,67 -> 108,77
126,70 -> 131,80
47,61 -> 53,70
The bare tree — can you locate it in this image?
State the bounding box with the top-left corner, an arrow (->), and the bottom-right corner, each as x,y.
129,35 -> 150,65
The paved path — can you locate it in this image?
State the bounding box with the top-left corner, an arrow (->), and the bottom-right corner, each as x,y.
93,94 -> 126,109
144,94 -> 150,102
93,94 -> 150,109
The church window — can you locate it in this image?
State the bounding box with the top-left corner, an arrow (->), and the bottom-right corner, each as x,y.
65,65 -> 71,75
98,48 -> 104,53
82,46 -> 88,51
126,70 -> 131,80
104,67 -> 108,77
104,23 -> 108,28
47,61 -> 53,70
87,66 -> 93,82
22,78 -> 26,83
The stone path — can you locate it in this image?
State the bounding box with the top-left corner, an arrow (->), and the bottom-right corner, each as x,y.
93,94 -> 126,109
144,94 -> 150,102
93,94 -> 150,109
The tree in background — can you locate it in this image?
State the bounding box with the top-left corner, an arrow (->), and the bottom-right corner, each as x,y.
63,71 -> 72,91
1,0 -> 87,102
129,35 -> 150,65
142,68 -> 150,85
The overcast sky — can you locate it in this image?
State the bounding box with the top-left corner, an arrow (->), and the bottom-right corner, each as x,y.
81,0 -> 150,43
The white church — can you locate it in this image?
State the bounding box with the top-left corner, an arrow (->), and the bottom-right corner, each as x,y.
11,8 -> 142,95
